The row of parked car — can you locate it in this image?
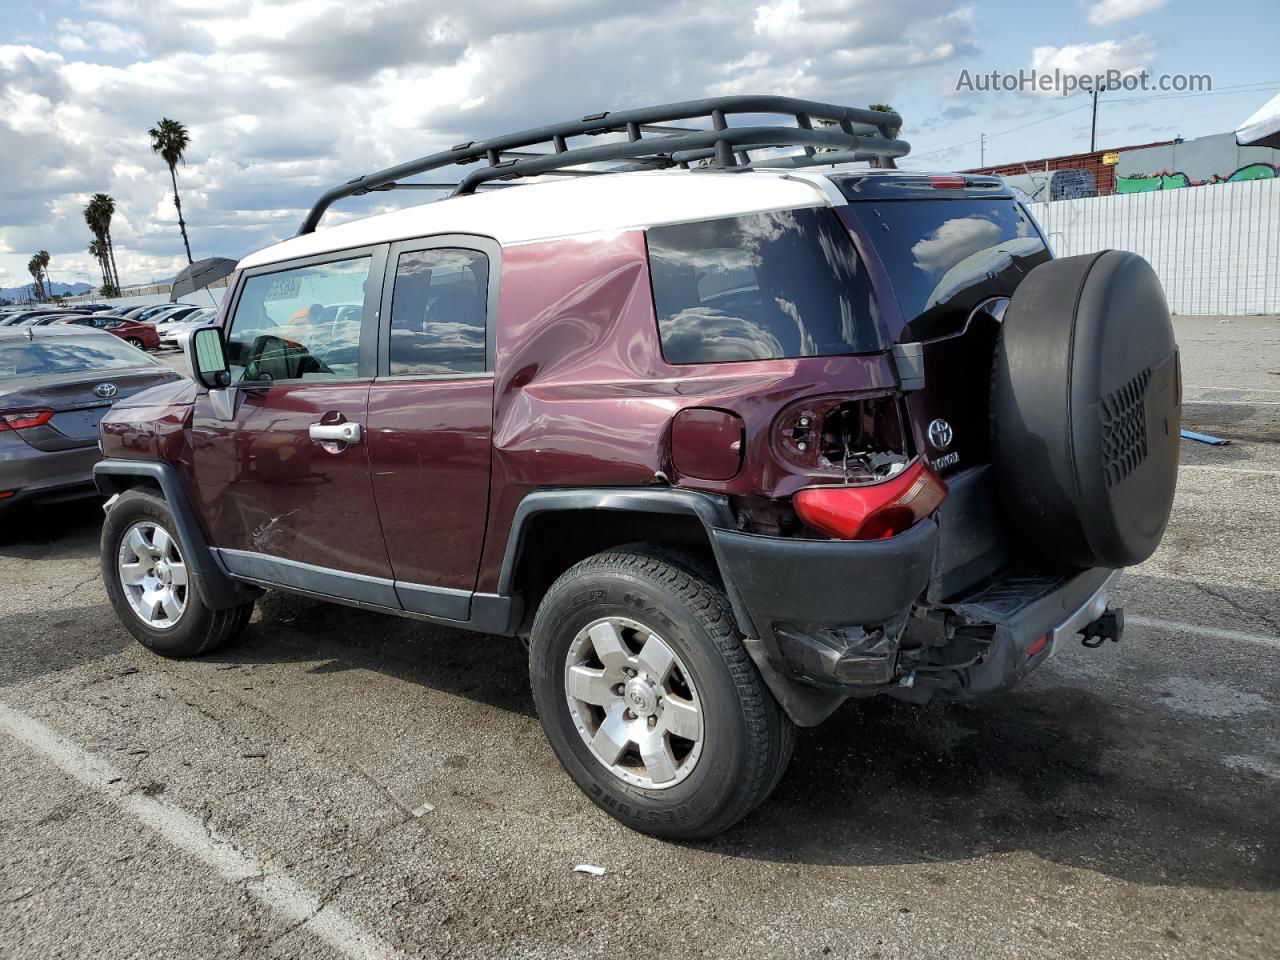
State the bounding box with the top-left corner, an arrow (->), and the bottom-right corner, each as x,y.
0,301 -> 218,352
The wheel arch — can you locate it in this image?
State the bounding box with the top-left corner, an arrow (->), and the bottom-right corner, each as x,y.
94,459 -> 259,610
498,489 -> 748,634
499,488 -> 856,727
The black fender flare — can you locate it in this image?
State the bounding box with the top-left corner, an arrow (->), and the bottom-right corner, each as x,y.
94,460 -> 258,610
499,488 -> 846,726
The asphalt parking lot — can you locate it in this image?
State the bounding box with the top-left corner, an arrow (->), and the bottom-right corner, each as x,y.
2,314 -> 1277,960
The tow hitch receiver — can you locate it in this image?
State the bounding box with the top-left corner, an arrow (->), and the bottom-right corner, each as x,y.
1081,608 -> 1124,648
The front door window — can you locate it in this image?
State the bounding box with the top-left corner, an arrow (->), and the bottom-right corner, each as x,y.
225,257 -> 371,383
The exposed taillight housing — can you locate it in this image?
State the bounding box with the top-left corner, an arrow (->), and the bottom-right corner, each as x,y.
793,460 -> 948,540
0,410 -> 54,431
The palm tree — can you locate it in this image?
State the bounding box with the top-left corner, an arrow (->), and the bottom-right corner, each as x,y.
36,251 -> 51,298
84,194 -> 122,292
27,255 -> 45,301
95,194 -> 121,291
149,117 -> 193,263
88,240 -> 109,291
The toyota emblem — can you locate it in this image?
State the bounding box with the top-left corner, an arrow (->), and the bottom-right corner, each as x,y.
927,418 -> 953,450
94,382 -> 118,399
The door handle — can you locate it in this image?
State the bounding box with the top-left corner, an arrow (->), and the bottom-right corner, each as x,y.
309,422 -> 362,444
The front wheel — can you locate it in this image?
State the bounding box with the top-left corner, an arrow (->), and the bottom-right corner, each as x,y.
101,488 -> 254,657
125,337 -> 144,349
529,547 -> 794,839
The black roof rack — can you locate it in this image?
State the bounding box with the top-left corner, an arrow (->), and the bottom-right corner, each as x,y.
297,95 -> 908,235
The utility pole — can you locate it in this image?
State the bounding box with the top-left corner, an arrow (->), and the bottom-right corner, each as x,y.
1089,84 -> 1109,153
980,132 -> 985,167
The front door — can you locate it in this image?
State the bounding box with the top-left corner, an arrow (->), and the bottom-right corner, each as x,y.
366,237 -> 498,620
190,248 -> 395,598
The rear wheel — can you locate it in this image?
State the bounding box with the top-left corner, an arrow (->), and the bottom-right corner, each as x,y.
125,336 -> 144,349
529,546 -> 793,839
101,488 -> 254,657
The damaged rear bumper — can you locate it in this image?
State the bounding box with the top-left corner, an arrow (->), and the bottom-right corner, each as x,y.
711,516 -> 1122,725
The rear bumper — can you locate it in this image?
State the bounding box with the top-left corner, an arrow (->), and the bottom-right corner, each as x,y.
0,434 -> 100,509
710,515 -> 1121,721
941,567 -> 1120,696
712,518 -> 937,638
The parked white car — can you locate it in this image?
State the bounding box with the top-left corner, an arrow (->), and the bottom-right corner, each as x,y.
159,307 -> 218,349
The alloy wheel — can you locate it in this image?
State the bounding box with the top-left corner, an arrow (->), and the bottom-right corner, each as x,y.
564,616 -> 704,789
117,521 -> 188,629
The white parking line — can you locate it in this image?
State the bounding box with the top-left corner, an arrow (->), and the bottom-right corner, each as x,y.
0,702 -> 402,960
1127,616 -> 1280,650
1178,465 -> 1280,477
1185,385 -> 1280,394
1182,399 -> 1280,406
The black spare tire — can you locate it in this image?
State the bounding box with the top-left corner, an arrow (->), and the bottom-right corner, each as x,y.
992,250 -> 1180,569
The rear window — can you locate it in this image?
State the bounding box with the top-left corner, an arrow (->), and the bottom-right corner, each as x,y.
647,208 -> 886,365
845,198 -> 1050,341
0,335 -> 159,380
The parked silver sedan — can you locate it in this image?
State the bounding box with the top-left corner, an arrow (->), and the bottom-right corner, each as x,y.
0,326 -> 182,512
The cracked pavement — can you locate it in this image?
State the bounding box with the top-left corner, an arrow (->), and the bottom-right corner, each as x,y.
1,315 -> 1277,959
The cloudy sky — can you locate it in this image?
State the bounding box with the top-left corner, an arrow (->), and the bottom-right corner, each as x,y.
0,0 -> 1274,294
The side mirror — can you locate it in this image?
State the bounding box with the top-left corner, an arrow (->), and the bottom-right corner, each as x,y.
186,326 -> 232,389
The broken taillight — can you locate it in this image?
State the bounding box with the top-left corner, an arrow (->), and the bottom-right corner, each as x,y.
793,460 -> 948,540
0,410 -> 54,431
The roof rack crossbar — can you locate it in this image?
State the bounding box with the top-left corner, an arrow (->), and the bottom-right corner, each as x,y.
298,95 -> 907,234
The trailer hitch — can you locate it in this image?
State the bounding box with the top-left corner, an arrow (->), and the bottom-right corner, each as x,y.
1081,608 -> 1124,648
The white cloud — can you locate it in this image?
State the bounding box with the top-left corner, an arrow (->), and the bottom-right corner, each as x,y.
54,19 -> 146,55
1,0 -> 978,288
1029,35 -> 1157,92
1084,0 -> 1169,27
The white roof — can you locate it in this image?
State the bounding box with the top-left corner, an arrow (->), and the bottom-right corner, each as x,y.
1236,90 -> 1280,147
238,169 -> 838,270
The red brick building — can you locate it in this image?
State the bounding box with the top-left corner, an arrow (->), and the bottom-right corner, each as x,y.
962,140 -> 1177,196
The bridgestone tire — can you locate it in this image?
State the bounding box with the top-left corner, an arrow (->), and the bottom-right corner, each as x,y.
529,546 -> 794,840
101,488 -> 255,658
992,250 -> 1181,569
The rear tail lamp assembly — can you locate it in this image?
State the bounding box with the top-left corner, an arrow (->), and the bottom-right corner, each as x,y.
793,459 -> 947,540
0,410 -> 54,431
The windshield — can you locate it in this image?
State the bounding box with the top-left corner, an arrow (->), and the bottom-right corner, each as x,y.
0,335 -> 160,380
844,198 -> 1050,341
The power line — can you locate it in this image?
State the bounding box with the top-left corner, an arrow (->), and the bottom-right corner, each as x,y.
911,80 -> 1279,163
1109,82 -> 1280,105
911,102 -> 1090,160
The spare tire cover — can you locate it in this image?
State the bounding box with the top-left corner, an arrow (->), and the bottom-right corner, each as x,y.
992,250 -> 1180,569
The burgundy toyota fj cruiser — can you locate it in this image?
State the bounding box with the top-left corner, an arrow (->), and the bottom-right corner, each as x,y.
95,97 -> 1180,839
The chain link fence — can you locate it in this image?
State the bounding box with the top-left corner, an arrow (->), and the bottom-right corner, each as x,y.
1027,177 -> 1279,315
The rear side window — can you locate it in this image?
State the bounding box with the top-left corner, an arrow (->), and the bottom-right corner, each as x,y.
845,198 -> 1050,341
225,257 -> 371,382
647,208 -> 885,365
387,248 -> 488,376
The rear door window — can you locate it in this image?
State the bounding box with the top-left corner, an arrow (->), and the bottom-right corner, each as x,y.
225,256 -> 372,382
386,248 -> 489,376
844,198 -> 1050,341
647,208 -> 886,365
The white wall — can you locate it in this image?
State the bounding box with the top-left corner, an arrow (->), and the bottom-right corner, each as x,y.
1028,177 -> 1279,315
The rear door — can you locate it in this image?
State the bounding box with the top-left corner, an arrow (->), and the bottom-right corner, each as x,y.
189,248 -> 395,593
366,235 -> 498,620
840,196 -> 1051,476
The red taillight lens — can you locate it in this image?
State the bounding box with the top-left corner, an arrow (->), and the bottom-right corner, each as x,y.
793,460 -> 948,540
928,175 -> 967,189
0,410 -> 54,431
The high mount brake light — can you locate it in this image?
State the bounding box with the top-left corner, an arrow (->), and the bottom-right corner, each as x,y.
793,460 -> 948,540
0,410 -> 54,431
928,175 -> 967,189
